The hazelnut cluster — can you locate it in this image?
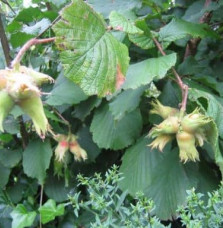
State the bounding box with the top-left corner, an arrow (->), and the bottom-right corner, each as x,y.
149,100 -> 211,163
54,134 -> 87,162
0,65 -> 54,138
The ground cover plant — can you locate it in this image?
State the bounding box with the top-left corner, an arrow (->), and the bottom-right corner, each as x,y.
0,0 -> 223,227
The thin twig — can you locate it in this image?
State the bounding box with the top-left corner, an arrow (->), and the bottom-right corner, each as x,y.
152,37 -> 188,113
11,37 -> 55,68
51,107 -> 71,133
37,15 -> 61,38
39,185 -> 44,228
0,13 -> 11,66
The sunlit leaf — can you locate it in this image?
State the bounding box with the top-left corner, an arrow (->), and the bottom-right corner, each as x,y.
10,204 -> 36,228
123,53 -> 177,89
53,0 -> 129,96
109,11 -> 143,34
39,199 -> 64,224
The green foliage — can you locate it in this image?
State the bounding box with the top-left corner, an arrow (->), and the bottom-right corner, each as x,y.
119,137 -> 198,219
123,53 -> 177,89
46,73 -> 88,106
69,165 -> 169,227
90,104 -> 142,149
53,0 -> 129,96
128,19 -> 155,50
10,204 -> 36,228
109,11 -> 143,34
68,166 -> 223,227
1,0 -> 223,227
22,139 -> 52,184
158,18 -> 219,46
179,184 -> 223,228
39,199 -> 65,224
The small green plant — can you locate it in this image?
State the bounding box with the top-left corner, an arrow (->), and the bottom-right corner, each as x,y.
178,184 -> 223,228
68,165 -> 169,228
68,167 -> 223,228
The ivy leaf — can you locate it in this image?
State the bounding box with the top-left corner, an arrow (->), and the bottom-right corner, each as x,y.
53,0 -> 129,96
39,199 -> 65,224
46,73 -> 88,106
23,139 -> 52,184
128,19 -> 155,49
159,18 -> 219,46
109,86 -> 145,120
109,11 -> 143,34
90,104 -> 142,150
123,53 -> 177,90
10,204 -> 36,228
119,137 -> 197,220
88,0 -> 142,18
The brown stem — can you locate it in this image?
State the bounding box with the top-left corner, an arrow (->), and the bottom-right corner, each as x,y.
19,116 -> 29,149
184,0 -> 213,59
11,37 -> 55,68
152,37 -> 188,112
0,14 -> 11,67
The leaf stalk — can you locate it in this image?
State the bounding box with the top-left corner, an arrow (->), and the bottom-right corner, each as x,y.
152,37 -> 188,113
11,37 -> 55,68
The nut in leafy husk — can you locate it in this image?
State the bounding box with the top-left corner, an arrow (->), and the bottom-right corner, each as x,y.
149,116 -> 180,138
54,134 -> 88,162
181,108 -> 211,133
176,131 -> 199,163
0,65 -> 54,137
149,134 -> 174,151
18,65 -> 54,86
150,99 -> 179,119
69,135 -> 87,161
0,70 -> 7,90
0,90 -> 14,132
18,94 -> 50,139
148,100 -> 211,163
54,135 -> 70,162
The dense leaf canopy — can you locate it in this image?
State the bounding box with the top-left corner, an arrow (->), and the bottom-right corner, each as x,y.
0,0 -> 223,227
